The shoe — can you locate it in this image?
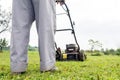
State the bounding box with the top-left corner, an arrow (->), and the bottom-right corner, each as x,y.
49,66 -> 58,72
41,66 -> 59,72
11,72 -> 26,75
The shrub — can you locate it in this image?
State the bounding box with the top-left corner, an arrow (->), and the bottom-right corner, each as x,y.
91,52 -> 103,56
103,49 -> 116,55
115,48 -> 120,56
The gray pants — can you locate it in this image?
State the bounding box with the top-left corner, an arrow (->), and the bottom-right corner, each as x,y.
10,0 -> 56,72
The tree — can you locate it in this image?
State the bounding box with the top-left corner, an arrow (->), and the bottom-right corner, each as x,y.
28,45 -> 38,51
0,38 -> 8,52
116,48 -> 120,56
88,39 -> 102,52
0,1 -> 12,34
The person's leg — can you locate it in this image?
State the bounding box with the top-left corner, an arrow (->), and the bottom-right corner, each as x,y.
32,0 -> 56,71
10,0 -> 35,72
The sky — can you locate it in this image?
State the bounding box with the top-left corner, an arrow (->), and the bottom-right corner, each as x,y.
0,0 -> 120,50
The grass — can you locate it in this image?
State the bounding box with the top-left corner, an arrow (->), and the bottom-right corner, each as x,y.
0,51 -> 120,80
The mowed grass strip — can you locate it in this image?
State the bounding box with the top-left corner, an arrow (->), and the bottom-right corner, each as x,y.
0,51 -> 120,80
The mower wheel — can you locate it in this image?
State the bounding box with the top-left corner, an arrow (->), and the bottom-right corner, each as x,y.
56,48 -> 62,61
78,52 -> 86,61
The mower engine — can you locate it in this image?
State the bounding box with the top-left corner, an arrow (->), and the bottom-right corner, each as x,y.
65,44 -> 78,60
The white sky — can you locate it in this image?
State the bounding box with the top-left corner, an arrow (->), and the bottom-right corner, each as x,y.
0,0 -> 120,50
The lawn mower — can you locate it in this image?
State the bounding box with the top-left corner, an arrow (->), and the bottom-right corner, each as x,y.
55,0 -> 87,61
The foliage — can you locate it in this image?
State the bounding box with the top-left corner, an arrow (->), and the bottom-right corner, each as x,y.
0,51 -> 120,80
0,2 -> 12,34
116,48 -> 120,56
91,52 -> 104,56
0,38 -> 8,52
28,45 -> 38,51
88,50 -> 103,56
103,49 -> 118,55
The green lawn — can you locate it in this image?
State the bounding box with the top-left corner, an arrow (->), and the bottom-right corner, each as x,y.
0,51 -> 120,80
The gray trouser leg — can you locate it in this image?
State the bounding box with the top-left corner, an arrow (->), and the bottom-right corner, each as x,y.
10,0 -> 56,72
32,0 -> 56,71
10,0 -> 35,72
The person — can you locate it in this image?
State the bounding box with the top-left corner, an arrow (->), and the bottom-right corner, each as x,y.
10,0 -> 65,74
